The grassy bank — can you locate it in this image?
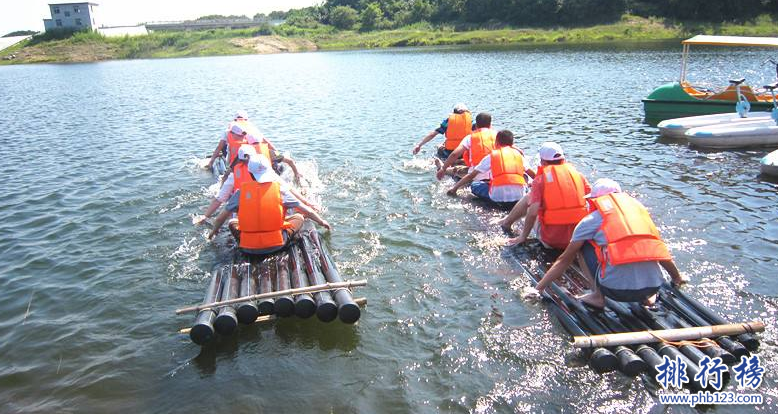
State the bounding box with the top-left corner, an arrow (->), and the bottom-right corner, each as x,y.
3,15 -> 778,64
310,15 -> 778,49
0,29 -> 316,64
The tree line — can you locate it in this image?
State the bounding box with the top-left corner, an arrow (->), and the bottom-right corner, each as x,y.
270,0 -> 778,31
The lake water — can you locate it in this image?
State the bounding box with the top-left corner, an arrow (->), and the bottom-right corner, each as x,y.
0,42 -> 776,413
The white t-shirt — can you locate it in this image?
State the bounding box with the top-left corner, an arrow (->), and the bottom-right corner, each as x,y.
224,176 -> 300,213
218,170 -> 295,204
474,149 -> 527,202
217,172 -> 236,202
460,135 -> 490,182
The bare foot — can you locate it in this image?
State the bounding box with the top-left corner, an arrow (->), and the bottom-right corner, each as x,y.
577,292 -> 605,309
642,294 -> 658,307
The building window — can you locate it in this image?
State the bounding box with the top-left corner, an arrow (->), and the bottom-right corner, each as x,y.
56,19 -> 62,27
54,7 -> 60,14
76,18 -> 82,26
64,11 -> 71,17
74,6 -> 80,13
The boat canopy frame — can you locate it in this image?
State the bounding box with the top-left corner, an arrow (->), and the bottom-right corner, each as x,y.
679,35 -> 778,83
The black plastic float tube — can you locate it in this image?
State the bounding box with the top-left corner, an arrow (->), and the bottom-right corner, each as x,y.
214,266 -> 240,335
545,299 -> 619,373
288,245 -> 317,318
627,303 -> 731,389
257,258 -> 276,316
561,264 -> 661,376
522,266 -> 618,373
663,312 -> 736,364
605,299 -> 706,392
663,283 -> 759,352
309,230 -> 361,324
274,253 -> 295,317
190,269 -> 224,345
299,236 -> 338,322
594,311 -> 664,376
659,290 -> 748,359
544,282 -> 648,376
236,263 -> 259,324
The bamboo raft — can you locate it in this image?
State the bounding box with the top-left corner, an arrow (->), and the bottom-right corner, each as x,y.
179,226 -> 366,346
509,242 -> 764,390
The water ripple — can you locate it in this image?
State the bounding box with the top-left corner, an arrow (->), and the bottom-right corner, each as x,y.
1,44 -> 776,412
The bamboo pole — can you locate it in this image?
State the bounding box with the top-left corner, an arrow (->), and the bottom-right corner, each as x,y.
573,321 -> 765,348
175,280 -> 367,315
178,297 -> 368,334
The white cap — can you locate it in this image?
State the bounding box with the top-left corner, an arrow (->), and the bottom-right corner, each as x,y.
539,142 -> 565,161
453,103 -> 469,113
236,144 -> 256,161
234,110 -> 249,120
247,154 -> 279,183
585,178 -> 622,199
245,133 -> 260,145
230,123 -> 246,136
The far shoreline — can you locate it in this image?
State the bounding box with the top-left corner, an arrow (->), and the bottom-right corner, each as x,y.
2,15 -> 776,66
0,38 -> 684,66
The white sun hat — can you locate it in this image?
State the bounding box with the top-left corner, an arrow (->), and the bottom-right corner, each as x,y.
584,178 -> 622,199
539,142 -> 565,161
247,154 -> 280,183
236,144 -> 256,161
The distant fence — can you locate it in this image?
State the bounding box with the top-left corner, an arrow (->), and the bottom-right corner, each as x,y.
98,25 -> 148,37
146,19 -> 284,32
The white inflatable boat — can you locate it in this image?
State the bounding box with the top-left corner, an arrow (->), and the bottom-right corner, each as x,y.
761,149 -> 778,176
658,112 -> 773,139
685,120 -> 778,149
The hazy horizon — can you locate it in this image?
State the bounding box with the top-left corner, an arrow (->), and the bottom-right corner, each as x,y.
2,0 -> 319,36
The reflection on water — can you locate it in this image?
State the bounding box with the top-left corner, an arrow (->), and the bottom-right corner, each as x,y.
0,42 -> 776,412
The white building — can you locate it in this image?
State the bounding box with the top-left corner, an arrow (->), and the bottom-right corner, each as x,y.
43,3 -> 100,32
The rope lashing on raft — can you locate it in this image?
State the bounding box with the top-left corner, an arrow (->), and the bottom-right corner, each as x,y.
646,330 -> 718,349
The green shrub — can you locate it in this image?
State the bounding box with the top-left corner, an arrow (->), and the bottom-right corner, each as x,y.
360,3 -> 383,31
331,6 -> 359,30
71,30 -> 104,43
252,23 -> 274,36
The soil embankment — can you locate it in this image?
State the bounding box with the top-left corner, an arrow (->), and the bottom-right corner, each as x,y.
1,35 -> 316,64
230,36 -> 317,53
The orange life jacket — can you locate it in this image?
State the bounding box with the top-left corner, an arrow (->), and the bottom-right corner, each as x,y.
231,162 -> 252,195
444,112 -> 472,150
538,163 -> 589,226
590,193 -> 672,270
465,128 -> 496,167
226,119 -> 252,164
489,146 -> 526,190
236,181 -> 292,250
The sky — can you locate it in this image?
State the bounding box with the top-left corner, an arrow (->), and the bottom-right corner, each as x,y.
1,0 -> 320,36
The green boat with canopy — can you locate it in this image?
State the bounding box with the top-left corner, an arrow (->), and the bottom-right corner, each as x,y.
643,35 -> 778,125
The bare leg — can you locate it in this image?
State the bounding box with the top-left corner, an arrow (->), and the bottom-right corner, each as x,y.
499,194 -> 529,231
576,253 -> 595,289
220,168 -> 231,185
450,166 -> 468,179
228,219 -> 240,242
